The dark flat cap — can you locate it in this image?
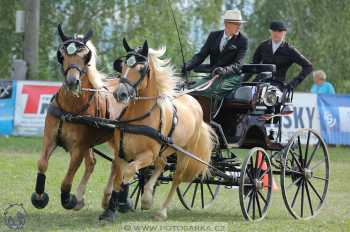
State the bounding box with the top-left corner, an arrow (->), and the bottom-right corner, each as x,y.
270,21 -> 287,31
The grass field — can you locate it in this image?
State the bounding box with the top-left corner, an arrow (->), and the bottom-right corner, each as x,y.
0,136 -> 349,232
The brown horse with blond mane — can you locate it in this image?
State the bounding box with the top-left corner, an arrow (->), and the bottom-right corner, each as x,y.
99,39 -> 217,221
31,25 -> 130,212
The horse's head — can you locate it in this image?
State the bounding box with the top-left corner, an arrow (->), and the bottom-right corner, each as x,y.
113,38 -> 150,104
56,24 -> 93,93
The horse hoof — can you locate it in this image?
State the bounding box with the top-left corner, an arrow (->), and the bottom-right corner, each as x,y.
118,198 -> 134,213
153,211 -> 167,221
31,192 -> 49,209
73,199 -> 85,211
99,209 -> 116,222
61,194 -> 77,210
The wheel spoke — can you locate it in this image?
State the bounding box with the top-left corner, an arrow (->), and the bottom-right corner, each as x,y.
307,141 -> 320,167
311,160 -> 325,171
285,168 -> 303,175
182,182 -> 193,197
297,136 -> 304,166
130,183 -> 139,198
258,169 -> 269,181
289,150 -> 303,171
312,175 -> 328,181
206,183 -> 215,199
291,180 -> 302,208
134,185 -> 141,209
257,190 -> 267,204
252,192 -> 256,219
191,183 -> 199,208
301,179 -> 305,217
200,183 -> 204,208
307,179 -> 323,202
250,156 -> 256,179
304,131 -> 311,165
305,180 -> 314,216
244,189 -> 253,200
287,176 -> 302,190
256,191 -> 262,218
246,191 -> 253,213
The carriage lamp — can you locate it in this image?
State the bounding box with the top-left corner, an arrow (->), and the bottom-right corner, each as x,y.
263,89 -> 278,106
66,43 -> 78,55
262,86 -> 282,107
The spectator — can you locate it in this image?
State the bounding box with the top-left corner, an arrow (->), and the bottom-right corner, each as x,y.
310,70 -> 335,94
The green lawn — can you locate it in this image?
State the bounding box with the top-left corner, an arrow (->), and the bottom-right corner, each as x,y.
0,136 -> 349,232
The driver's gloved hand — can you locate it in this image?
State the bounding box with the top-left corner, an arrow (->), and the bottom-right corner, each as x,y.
212,67 -> 226,76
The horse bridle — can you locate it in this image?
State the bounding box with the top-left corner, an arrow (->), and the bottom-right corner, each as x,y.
57,38 -> 92,80
119,51 -> 150,98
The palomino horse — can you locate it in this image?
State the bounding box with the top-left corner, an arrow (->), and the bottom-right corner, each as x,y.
99,39 -> 216,221
31,25 -> 129,212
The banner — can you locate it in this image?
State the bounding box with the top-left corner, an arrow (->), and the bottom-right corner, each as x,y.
281,93 -> 320,144
318,94 -> 350,145
0,80 -> 16,135
13,81 -> 61,136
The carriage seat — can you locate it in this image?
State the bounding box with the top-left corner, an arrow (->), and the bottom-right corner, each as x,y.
224,86 -> 257,109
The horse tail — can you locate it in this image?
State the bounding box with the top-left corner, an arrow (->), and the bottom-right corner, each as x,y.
180,122 -> 217,182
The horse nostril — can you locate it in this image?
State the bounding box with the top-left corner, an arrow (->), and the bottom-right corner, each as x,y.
67,76 -> 79,86
119,92 -> 128,100
113,89 -> 128,102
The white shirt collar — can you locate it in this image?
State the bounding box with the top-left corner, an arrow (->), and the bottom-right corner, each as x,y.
272,40 -> 282,54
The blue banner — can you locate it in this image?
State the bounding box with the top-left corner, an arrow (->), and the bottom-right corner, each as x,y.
0,80 -> 16,135
318,94 -> 350,145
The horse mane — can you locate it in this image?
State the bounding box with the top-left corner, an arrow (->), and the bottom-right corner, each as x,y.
148,47 -> 181,98
85,40 -> 105,89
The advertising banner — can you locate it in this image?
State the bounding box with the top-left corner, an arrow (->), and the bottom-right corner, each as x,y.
0,80 -> 16,135
281,93 -> 320,144
13,81 -> 61,136
318,94 -> 350,145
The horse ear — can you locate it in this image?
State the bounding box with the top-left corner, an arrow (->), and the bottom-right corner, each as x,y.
123,38 -> 132,52
83,30 -> 93,44
57,24 -> 69,42
113,58 -> 123,73
141,40 -> 148,57
56,49 -> 64,64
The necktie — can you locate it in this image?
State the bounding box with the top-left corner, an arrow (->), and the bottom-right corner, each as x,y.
221,36 -> 229,51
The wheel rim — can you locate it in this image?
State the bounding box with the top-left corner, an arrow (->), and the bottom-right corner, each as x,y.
281,129 -> 330,219
239,147 -> 272,221
176,176 -> 220,210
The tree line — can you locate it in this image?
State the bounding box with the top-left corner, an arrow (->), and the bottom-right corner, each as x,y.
0,0 -> 349,92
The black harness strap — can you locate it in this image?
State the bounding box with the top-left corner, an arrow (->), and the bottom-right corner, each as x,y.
119,128 -> 126,160
159,105 -> 178,156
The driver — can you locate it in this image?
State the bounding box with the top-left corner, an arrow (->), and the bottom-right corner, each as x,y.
245,21 -> 313,89
182,9 -> 248,99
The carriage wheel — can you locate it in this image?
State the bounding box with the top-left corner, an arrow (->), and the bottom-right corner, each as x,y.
281,129 -> 330,219
176,176 -> 220,210
128,168 -> 153,210
239,147 -> 272,221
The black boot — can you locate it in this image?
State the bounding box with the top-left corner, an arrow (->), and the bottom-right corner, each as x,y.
117,184 -> 133,213
99,191 -> 118,222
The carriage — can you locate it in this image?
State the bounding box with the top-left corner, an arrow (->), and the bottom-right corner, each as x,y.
31,29 -> 329,222
124,63 -> 330,221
